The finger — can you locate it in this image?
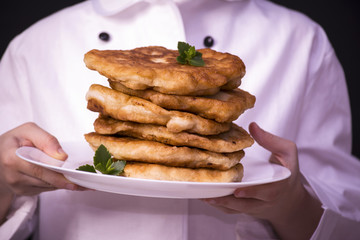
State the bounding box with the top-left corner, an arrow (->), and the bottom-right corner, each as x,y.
7,161 -> 80,192
19,162 -> 79,190
233,181 -> 288,202
249,122 -> 298,169
204,195 -> 267,215
15,122 -> 68,160
12,176 -> 57,195
5,141 -> 78,191
16,186 -> 58,196
5,169 -> 56,195
23,165 -> 88,191
249,122 -> 296,157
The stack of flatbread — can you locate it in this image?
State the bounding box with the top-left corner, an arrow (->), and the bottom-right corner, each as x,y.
83,46 -> 255,182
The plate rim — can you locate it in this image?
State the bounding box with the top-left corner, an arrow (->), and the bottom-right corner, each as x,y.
15,143 -> 291,198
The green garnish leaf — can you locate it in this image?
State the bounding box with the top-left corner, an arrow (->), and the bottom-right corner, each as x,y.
177,41 -> 205,67
76,144 -> 126,175
190,52 -> 205,67
105,160 -> 127,176
76,164 -> 96,173
93,144 -> 112,172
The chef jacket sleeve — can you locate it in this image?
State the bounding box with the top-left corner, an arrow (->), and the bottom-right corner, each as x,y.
0,196 -> 38,240
294,26 -> 360,239
0,37 -> 39,239
0,35 -> 34,134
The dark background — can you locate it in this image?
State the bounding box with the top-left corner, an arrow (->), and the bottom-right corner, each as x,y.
1,1 -> 359,158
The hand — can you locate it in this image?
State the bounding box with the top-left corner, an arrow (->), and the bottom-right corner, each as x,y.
203,122 -> 323,240
0,122 -> 82,222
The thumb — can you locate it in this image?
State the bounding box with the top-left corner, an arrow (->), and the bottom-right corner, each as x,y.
17,123 -> 68,160
249,122 -> 298,169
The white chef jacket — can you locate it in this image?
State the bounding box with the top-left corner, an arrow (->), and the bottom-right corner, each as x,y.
0,0 -> 360,239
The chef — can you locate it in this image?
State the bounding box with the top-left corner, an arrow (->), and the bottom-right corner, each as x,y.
0,0 -> 360,239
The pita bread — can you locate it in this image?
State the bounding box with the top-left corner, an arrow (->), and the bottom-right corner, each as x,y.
86,84 -> 231,135
109,80 -> 255,122
94,116 -> 254,153
84,46 -> 245,95
84,132 -> 244,170
123,162 -> 244,182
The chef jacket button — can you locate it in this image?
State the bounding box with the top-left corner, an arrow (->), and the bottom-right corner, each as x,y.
99,32 -> 110,42
204,36 -> 214,48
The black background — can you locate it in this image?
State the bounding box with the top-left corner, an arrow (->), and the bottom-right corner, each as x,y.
1,1 -> 359,158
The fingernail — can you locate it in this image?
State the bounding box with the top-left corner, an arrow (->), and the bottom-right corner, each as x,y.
234,190 -> 246,198
57,147 -> 68,157
65,183 -> 77,191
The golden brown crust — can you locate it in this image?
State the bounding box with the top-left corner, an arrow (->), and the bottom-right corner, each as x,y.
86,84 -> 231,135
94,116 -> 254,153
84,46 -> 245,95
109,80 -> 256,122
123,162 -> 244,182
84,132 -> 244,170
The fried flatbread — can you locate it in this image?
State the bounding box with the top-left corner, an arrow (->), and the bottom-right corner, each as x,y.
109,80 -> 256,123
122,162 -> 244,182
86,84 -> 231,135
85,132 -> 244,170
84,46 -> 245,95
94,116 -> 254,153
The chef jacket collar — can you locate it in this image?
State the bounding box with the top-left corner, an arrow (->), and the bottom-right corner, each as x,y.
91,0 -> 244,16
91,0 -> 145,16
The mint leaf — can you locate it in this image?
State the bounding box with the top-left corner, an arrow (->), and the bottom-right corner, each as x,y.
94,144 -> 111,169
190,52 -> 205,66
185,46 -> 196,59
176,55 -> 186,64
76,164 -> 96,173
94,162 -> 105,173
177,41 -> 205,67
104,160 -> 127,175
76,144 -> 126,176
178,41 -> 191,57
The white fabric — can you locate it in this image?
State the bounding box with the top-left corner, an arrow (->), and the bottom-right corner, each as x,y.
0,196 -> 37,240
91,0 -> 143,16
1,0 -> 360,239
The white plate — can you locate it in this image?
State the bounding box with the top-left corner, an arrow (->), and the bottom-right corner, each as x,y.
16,142 -> 291,199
